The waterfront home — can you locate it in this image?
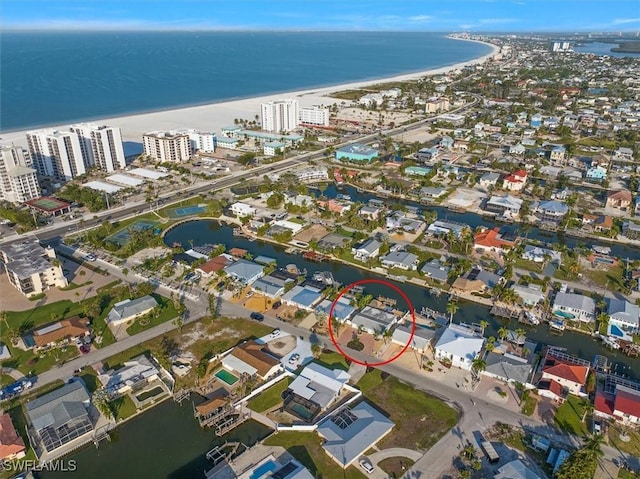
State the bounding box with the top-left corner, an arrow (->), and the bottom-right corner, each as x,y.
482,352 -> 533,387
351,238 -> 382,261
386,212 -> 425,233
521,245 -> 561,264
495,460 -> 541,479
25,381 -> 94,456
416,147 -> 439,163
420,259 -> 451,283
404,166 -> 432,177
391,323 -> 435,352
317,199 -> 351,216
99,355 -> 160,397
539,351 -> 590,400
485,195 -> 523,218
508,144 -> 526,156
223,259 -> 264,286
286,363 -> 350,415
533,200 -> 569,223
281,285 -> 323,312
316,297 -> 356,322
226,452 -> 313,479
473,227 -> 515,254
615,147 -> 634,161
294,166 -> 329,183
595,384 -> 640,426
24,316 -> 90,351
512,283 -> 546,306
419,186 -> 448,200
502,169 -> 528,191
434,324 -> 485,371
348,306 -> 398,335
252,275 -> 289,299
358,205 -> 382,221
317,233 -> 351,251
230,202 -> 257,218
439,135 -> 454,149
222,340 -> 282,380
196,254 -> 234,278
622,221 -> 640,240
586,165 -> 607,181
593,215 -> 614,233
106,295 -> 159,327
0,413 -> 26,461
317,401 -> 395,468
607,298 -> 640,335
606,189 -> 633,210
426,219 -> 465,238
335,144 -> 378,163
380,251 -> 419,271
479,171 -> 501,189
284,192 -> 314,208
552,292 -> 596,323
452,267 -> 502,295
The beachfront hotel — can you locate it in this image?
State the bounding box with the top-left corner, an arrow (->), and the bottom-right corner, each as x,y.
142,131 -> 192,162
26,129 -> 86,182
69,123 -> 126,172
299,106 -> 330,127
0,145 -> 41,204
261,99 -> 299,133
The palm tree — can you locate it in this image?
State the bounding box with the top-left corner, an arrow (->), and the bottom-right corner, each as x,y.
472,357 -> 487,376
581,398 -> 595,423
311,343 -> 321,358
479,320 -> 489,336
515,328 -> 526,342
498,326 -> 509,342
486,336 -> 497,352
446,300 -> 459,325
382,328 -> 393,344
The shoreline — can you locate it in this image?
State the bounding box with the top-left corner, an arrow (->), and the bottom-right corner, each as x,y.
0,37 -> 499,152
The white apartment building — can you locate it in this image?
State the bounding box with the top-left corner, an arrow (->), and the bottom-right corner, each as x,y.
183,130 -> 216,153
299,106 -> 330,127
70,123 -> 126,172
26,129 -> 86,181
0,238 -> 68,297
143,131 -> 192,162
0,145 -> 40,204
261,99 -> 299,133
295,166 -> 328,183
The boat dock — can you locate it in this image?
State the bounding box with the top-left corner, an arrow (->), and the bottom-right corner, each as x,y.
490,305 -> 520,320
302,251 -> 330,262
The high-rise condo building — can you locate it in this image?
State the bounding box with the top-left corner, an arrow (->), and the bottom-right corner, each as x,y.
261,99 -> 299,133
299,106 -> 330,127
178,129 -> 216,153
142,131 -> 192,162
70,123 -> 126,172
26,130 -> 86,182
0,145 -> 41,204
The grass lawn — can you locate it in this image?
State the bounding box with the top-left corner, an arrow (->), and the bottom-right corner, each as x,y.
125,294 -> 180,335
0,405 -> 38,479
520,391 -> 537,416
0,374 -> 15,386
112,394 -> 138,420
357,369 -> 459,451
78,370 -> 100,393
618,469 -> 637,479
608,425 -> 640,457
96,279 -> 122,293
583,264 -> 626,291
554,395 -> 589,437
1,344 -> 80,376
514,258 -> 544,273
379,457 -> 415,478
264,431 -> 366,479
247,377 -> 291,412
316,351 -> 350,371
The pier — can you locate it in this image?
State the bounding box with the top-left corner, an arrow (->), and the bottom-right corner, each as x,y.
302,251 -> 330,262
490,305 -> 520,320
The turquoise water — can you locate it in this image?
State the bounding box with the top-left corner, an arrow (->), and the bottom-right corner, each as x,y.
250,460 -> 278,479
215,369 -> 239,385
0,31 -> 491,131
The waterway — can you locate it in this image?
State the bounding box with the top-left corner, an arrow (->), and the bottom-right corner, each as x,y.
38,398 -> 271,479
163,219 -> 640,380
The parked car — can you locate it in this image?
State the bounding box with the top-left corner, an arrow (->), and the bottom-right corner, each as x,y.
359,458 -> 374,474
593,420 -> 602,435
288,353 -> 300,365
250,312 -> 264,322
270,328 -> 281,338
86,253 -> 96,262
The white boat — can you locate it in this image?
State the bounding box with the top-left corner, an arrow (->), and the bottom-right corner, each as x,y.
524,311 -> 540,325
603,336 -> 621,350
550,319 -> 566,332
592,245 -> 611,255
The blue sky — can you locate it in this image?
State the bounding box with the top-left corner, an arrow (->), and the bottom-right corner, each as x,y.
3,0 -> 640,31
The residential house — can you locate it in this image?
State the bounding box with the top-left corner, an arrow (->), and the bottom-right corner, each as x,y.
439,135 -> 454,149
107,295 -> 159,327
586,165 -> 607,181
380,251 -> 418,271
534,200 -> 569,223
607,298 -> 640,335
552,292 -> 596,323
420,186 -> 448,200
426,220 -> 465,237
530,113 -> 543,128
351,239 -> 382,262
223,259 -> 264,285
196,254 -> 234,277
335,144 -> 378,163
509,144 -> 526,156
512,283 -> 546,306
281,285 -> 323,311
358,205 -> 382,221
317,402 -> 395,468
474,227 -> 515,254
348,306 -> 398,335
622,221 -> 640,240
494,460 -> 541,479
316,297 -> 356,322
0,413 -> 26,460
25,316 -> 90,351
286,363 -> 350,415
502,169 -> 528,191
222,340 -> 282,380
522,245 -> 561,264
479,172 -> 501,189
606,189 -> 633,210
452,267 -> 502,295
485,195 -> 523,218
25,381 -> 94,455
230,202 -> 257,218
595,384 -> 640,426
404,166 -> 432,177
317,199 -> 351,216
538,350 -> 590,401
386,212 -> 425,234
99,355 -> 160,397
252,275 -> 289,298
391,323 -> 435,352
483,352 -> 533,386
420,259 -> 451,283
434,324 -> 485,371
615,147 -> 634,161
550,146 -> 566,163
594,215 -> 614,233
416,147 -> 439,163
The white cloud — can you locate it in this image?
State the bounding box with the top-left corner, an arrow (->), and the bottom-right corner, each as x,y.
611,18 -> 640,25
409,15 -> 433,23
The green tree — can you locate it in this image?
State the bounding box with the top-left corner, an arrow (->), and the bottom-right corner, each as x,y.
446,300 -> 459,325
498,326 -> 509,342
479,320 -> 489,336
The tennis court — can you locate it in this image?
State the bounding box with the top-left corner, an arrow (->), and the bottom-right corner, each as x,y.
166,204 -> 206,218
106,219 -> 160,246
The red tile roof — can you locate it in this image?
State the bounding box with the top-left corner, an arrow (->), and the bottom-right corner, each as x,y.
474,227 -> 515,249
198,255 -> 232,274
595,391 -> 615,416
542,363 -> 588,385
614,386 -> 640,419
538,378 -> 564,398
0,413 -> 25,460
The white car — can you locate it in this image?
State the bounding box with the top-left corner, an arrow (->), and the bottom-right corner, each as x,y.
359,458 -> 374,474
270,329 -> 281,338
288,353 -> 300,365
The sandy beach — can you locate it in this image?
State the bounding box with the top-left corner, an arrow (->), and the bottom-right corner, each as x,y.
0,39 -> 499,155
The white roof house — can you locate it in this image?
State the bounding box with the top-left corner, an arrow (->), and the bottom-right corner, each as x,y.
391,324 -> 435,351
99,355 -> 159,397
607,298 -> 640,331
317,401 -> 395,468
223,259 -> 264,285
107,295 -> 159,326
230,202 -> 257,217
434,324 -> 485,371
351,239 -> 382,261
288,363 -> 350,410
349,306 -> 398,335
494,459 -> 540,479
552,292 -> 596,323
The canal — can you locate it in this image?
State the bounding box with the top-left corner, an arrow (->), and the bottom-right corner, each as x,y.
38,398 -> 271,479
164,219 -> 640,380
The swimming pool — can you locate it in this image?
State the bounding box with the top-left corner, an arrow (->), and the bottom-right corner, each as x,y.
215,369 -> 239,385
553,310 -> 575,319
250,459 -> 278,479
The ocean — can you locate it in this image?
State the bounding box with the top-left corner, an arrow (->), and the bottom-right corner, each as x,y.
0,31 -> 491,132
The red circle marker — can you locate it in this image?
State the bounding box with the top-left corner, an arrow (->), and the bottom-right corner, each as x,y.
327,278 -> 416,367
